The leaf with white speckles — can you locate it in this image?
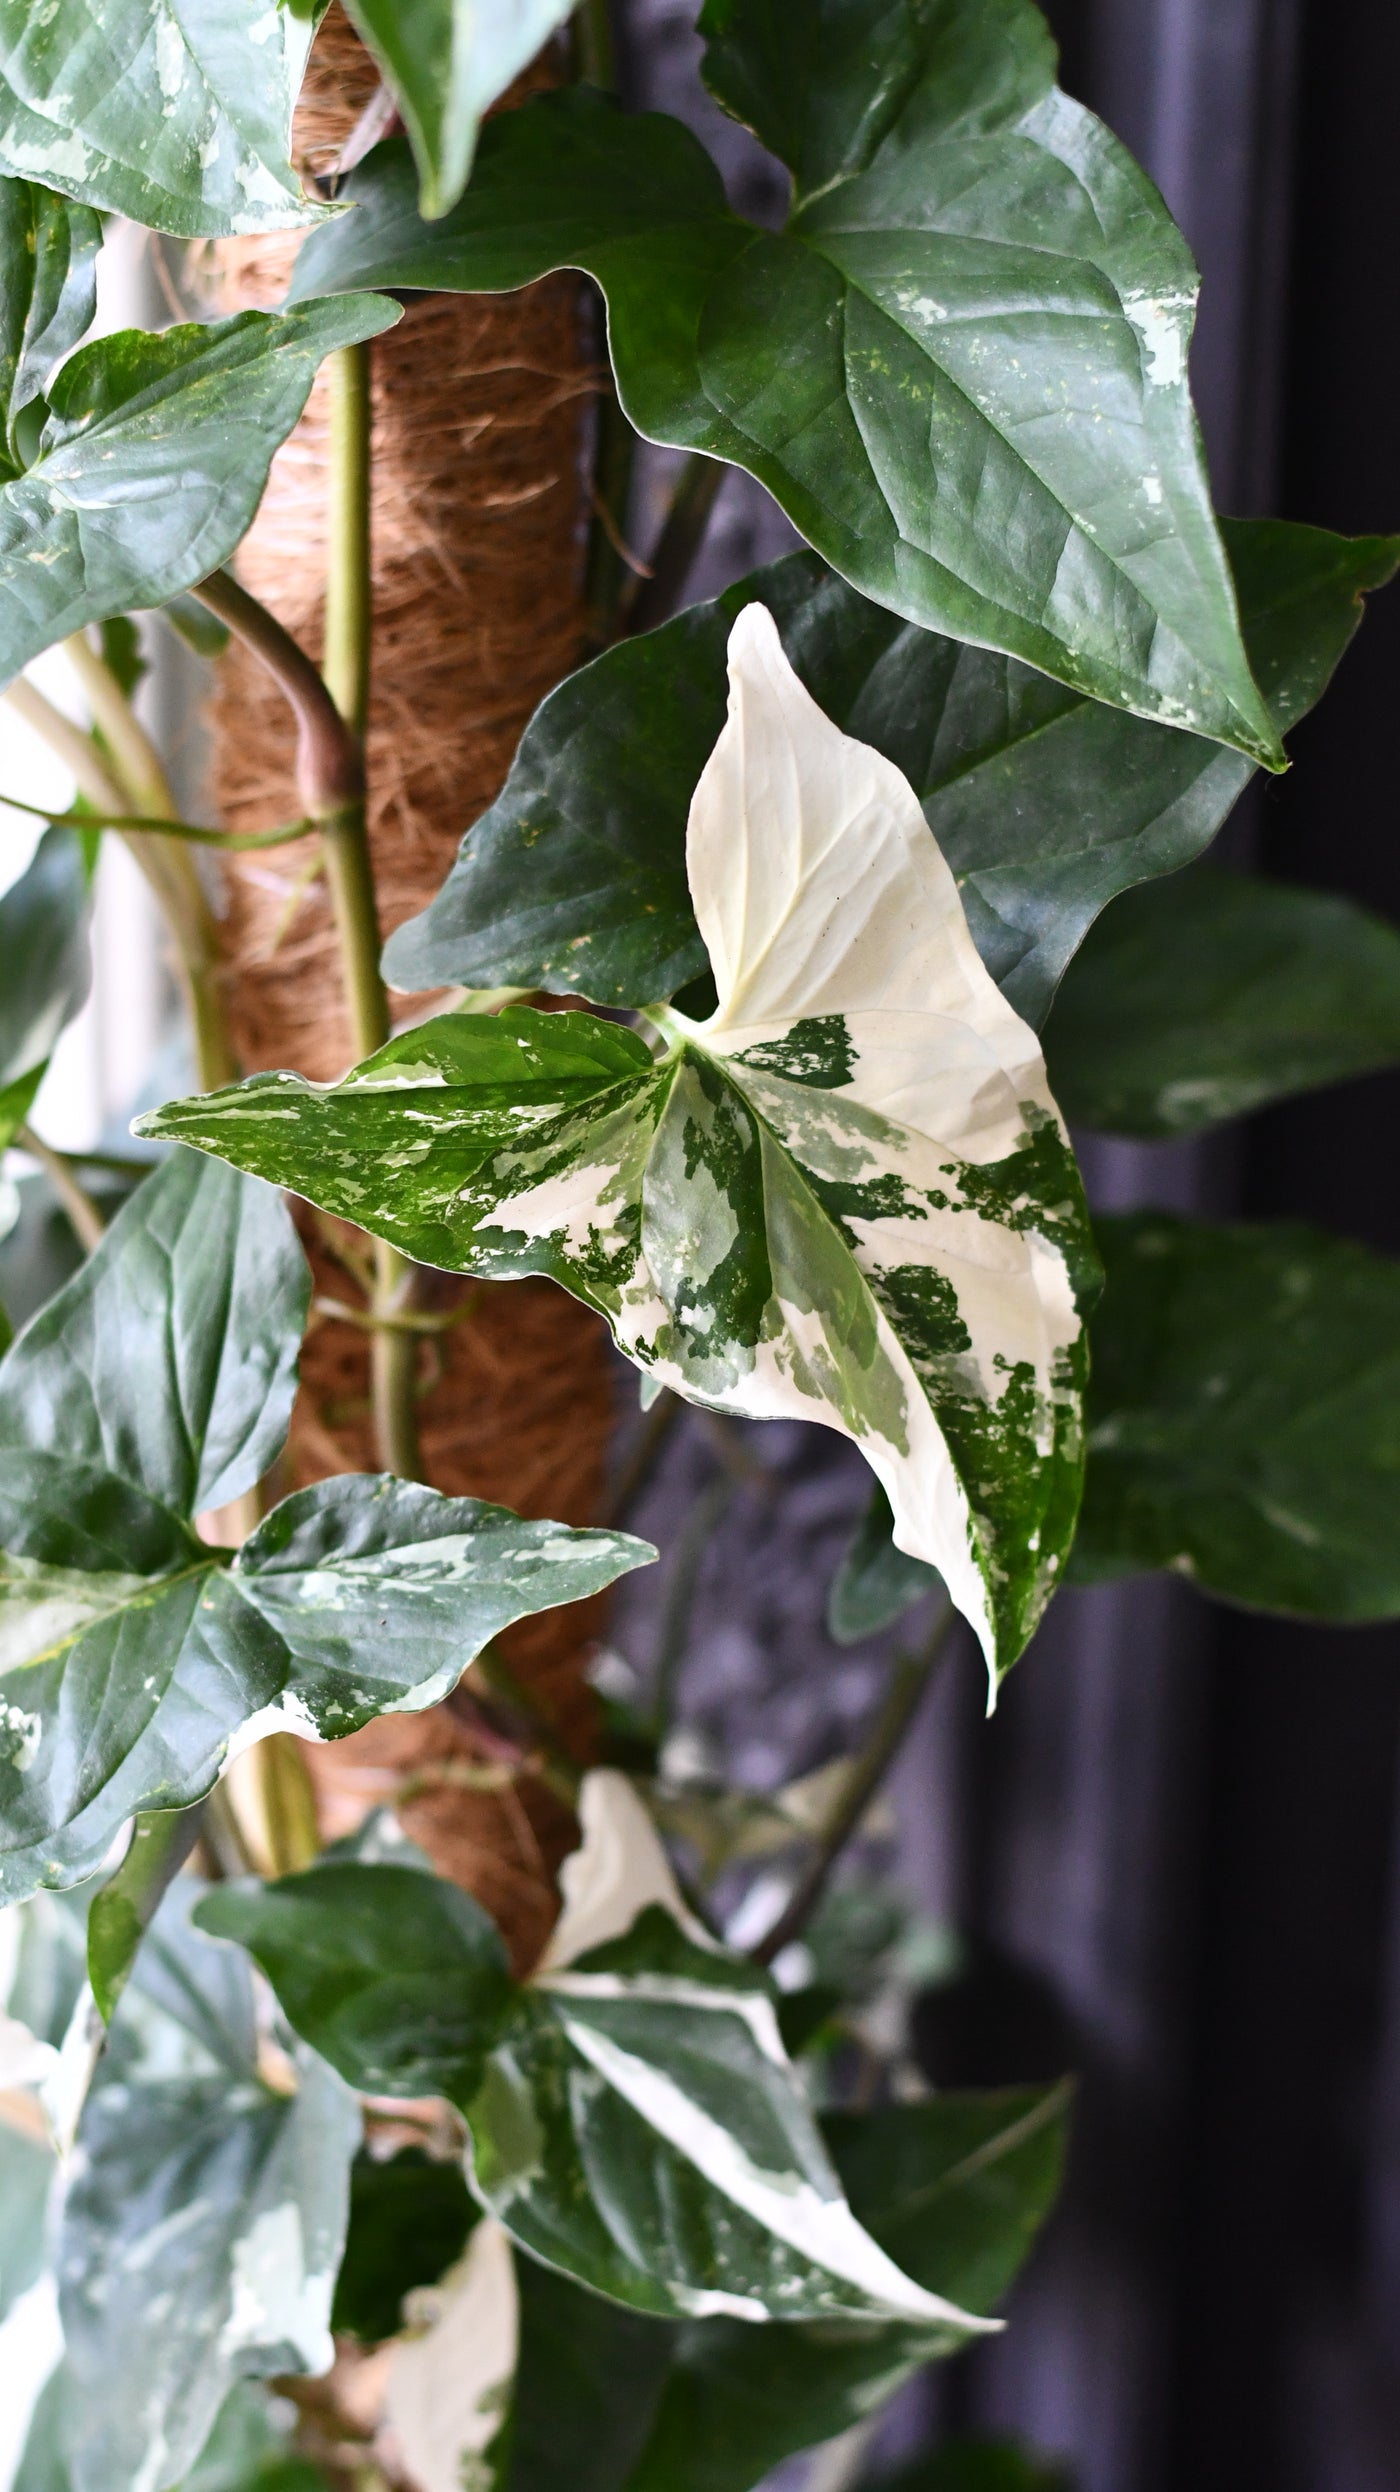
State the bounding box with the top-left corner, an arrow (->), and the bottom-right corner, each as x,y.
292,0 -> 1280,764
57,1881 -> 359,2492
0,0 -> 332,239
0,294 -> 400,694
145,614 -> 1093,1684
0,1152 -> 653,1906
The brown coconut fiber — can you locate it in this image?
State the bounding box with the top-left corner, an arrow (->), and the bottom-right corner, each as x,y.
203,8 -> 615,1971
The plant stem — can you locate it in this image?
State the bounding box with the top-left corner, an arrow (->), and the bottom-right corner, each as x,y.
56,635 -> 236,1090
0,787 -> 318,849
623,453 -> 724,636
750,1602 -> 958,1967
325,342 -> 373,740
573,0 -> 615,89
3,676 -> 128,814
16,1123 -> 106,1253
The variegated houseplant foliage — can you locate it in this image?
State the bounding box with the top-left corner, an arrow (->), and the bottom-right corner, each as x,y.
0,3 -> 1394,2490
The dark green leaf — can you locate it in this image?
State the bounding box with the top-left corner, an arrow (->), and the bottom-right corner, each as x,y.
58,1884 -> 359,2492
196,1863 -> 514,2103
0,178 -> 99,471
331,2148 -> 475,2343
0,1 -> 331,241
498,2255 -> 679,2492
0,296 -> 400,692
0,824 -> 94,1094
1045,867 -> 1400,1136
292,8 -> 1281,766
98,612 -> 146,699
386,525 -> 1398,1028
864,2441 -> 1074,2492
342,0 -> 576,221
1075,1214 -> 1400,1616
828,1483 -> 941,1644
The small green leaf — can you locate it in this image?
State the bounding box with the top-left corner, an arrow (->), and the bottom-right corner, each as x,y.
0,178 -> 99,471
58,1883 -> 359,2492
86,1804 -> 204,2024
0,0 -> 332,241
292,7 -> 1281,765
1045,866 -> 1400,1136
342,0 -> 576,220
0,295 -> 400,692
146,615 -> 1095,1684
331,2148 -> 476,2343
385,525 -> 1399,1030
195,1863 -> 515,2102
1075,1214 -> 1400,1617
828,1484 -> 942,1644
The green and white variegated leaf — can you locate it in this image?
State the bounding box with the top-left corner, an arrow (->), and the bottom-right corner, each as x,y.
0,177 -> 100,471
0,294 -> 400,693
0,1153 -> 652,1904
57,1882 -> 359,2492
342,0 -> 577,221
144,610 -> 1094,1683
383,2216 -> 520,2492
0,0 -> 332,241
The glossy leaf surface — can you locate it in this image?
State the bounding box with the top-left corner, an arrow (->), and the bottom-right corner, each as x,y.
0,1153 -> 651,1901
147,612 -> 1094,1680
0,178 -> 99,469
292,2 -> 1281,764
495,2082 -> 1068,2492
0,0 -> 330,240
386,525 -> 1398,1029
478,1906 -> 989,2332
0,294 -> 400,692
197,1863 -> 514,2103
1075,1214 -> 1400,1617
343,0 -> 576,219
58,1884 -> 358,2492
1045,866 -> 1400,1135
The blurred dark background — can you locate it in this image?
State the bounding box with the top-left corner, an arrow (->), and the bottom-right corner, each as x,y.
608,5 -> 1400,2487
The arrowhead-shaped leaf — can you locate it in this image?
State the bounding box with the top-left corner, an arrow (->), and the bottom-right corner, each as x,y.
145,611 -> 1094,1682
491,2081 -> 1068,2492
385,525 -> 1400,1031
342,0 -> 577,220
291,3 -> 1281,764
0,177 -> 99,470
0,294 -> 401,692
1075,1214 -> 1400,1618
58,1882 -> 360,2492
0,1151 -> 653,1903
1044,866 -> 1400,1136
0,0 -> 331,240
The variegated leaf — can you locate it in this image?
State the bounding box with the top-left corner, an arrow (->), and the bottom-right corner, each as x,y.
141,610 -> 1093,1683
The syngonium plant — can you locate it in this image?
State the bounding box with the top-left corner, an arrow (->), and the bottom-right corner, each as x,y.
0,3 -> 1395,2488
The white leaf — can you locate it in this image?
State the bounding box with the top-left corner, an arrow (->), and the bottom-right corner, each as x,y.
537,1768 -> 709,1973
383,2217 -> 518,2492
